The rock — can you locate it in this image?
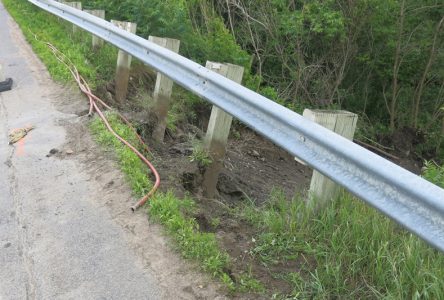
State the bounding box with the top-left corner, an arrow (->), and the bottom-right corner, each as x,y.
169,143 -> 193,155
249,150 -> 260,158
66,149 -> 74,155
46,148 -> 59,157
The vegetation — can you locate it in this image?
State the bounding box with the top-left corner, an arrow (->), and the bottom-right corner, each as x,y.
81,0 -> 444,158
422,161 -> 444,188
189,139 -> 212,167
148,193 -> 230,278
237,189 -> 444,298
90,113 -> 153,196
90,113 -> 236,287
3,0 -> 116,88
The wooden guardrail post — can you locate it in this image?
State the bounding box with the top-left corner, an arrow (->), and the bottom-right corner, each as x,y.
83,10 -> 105,49
202,61 -> 244,198
148,36 -> 181,142
303,109 -> 358,209
63,2 -> 82,32
111,20 -> 137,104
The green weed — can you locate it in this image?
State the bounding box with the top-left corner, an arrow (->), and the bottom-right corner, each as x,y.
90,114 -> 234,285
189,140 -> 212,167
148,192 -> 232,280
89,113 -> 152,197
237,189 -> 444,298
237,271 -> 265,293
422,161 -> 444,188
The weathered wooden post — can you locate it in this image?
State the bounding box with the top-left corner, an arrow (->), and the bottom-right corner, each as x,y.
202,61 -> 244,198
63,2 -> 82,32
148,36 -> 181,142
83,9 -> 105,49
303,109 -> 358,209
111,20 -> 137,104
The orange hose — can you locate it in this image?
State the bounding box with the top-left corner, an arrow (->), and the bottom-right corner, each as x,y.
46,43 -> 160,211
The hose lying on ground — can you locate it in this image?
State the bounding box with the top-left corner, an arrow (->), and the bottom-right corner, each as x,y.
46,43 -> 160,211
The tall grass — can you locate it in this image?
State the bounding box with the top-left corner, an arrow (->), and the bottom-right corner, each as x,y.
239,189 -> 444,298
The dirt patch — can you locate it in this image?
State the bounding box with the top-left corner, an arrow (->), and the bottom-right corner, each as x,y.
126,109 -> 311,298
146,125 -> 311,207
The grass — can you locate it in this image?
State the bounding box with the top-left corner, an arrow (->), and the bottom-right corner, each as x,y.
189,139 -> 212,167
237,189 -> 444,299
89,113 -> 235,288
148,192 -> 230,278
3,0 -> 117,88
89,113 -> 153,196
422,161 -> 444,188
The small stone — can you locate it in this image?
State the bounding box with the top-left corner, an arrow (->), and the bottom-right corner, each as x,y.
49,148 -> 59,155
4,242 -> 11,248
66,149 -> 74,155
249,150 -> 260,158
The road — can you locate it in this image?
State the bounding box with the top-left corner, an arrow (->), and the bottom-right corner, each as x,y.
0,3 -> 224,299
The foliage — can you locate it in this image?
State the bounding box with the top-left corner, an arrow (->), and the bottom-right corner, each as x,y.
3,0 -> 117,89
82,0 -> 249,66
422,161 -> 444,188
237,189 -> 444,299
213,0 -> 444,133
189,139 -> 212,167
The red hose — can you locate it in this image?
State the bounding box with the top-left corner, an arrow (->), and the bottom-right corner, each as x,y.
46,43 -> 160,211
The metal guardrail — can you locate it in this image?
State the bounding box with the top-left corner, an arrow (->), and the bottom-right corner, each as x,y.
28,0 -> 444,251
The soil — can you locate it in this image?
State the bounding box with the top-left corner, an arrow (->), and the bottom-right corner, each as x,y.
148,127 -> 311,204
364,126 -> 429,174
